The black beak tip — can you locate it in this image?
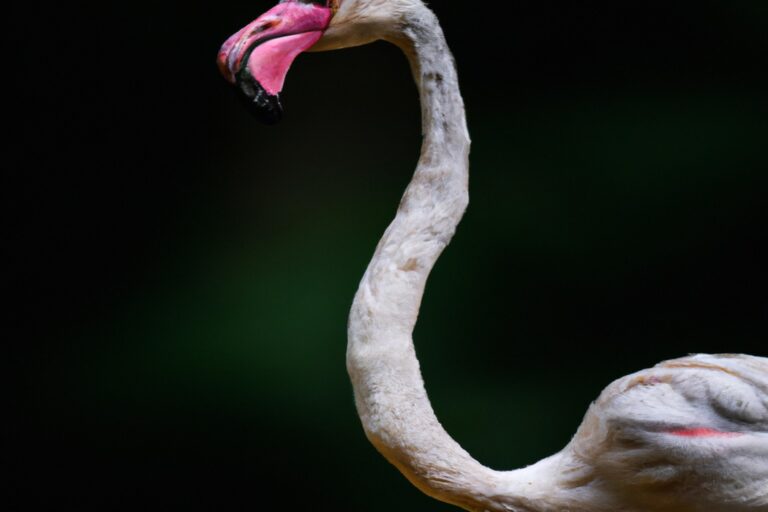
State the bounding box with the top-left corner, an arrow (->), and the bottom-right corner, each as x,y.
235,72 -> 283,125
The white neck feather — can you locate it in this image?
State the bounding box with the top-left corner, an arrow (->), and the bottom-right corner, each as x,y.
346,5 -> 583,511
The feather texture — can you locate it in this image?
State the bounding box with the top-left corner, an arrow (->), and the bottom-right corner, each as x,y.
227,1 -> 768,510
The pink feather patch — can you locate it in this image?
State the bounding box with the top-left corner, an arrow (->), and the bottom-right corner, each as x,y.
667,427 -> 742,438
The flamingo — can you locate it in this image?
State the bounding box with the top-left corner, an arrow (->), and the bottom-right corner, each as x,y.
217,1 -> 768,510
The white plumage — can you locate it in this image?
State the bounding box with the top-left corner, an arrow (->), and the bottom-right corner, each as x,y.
236,1 -> 768,510
568,354 -> 768,511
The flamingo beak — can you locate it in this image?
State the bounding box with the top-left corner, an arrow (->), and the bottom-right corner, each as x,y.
217,1 -> 333,124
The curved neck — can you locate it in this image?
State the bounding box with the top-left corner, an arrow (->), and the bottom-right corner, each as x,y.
346,5 -> 573,512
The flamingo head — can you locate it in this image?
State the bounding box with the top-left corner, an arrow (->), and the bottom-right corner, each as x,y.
217,0 -> 403,123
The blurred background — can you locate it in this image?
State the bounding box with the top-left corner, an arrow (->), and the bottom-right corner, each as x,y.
6,0 -> 768,509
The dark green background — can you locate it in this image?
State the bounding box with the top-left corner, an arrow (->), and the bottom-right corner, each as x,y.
7,1 -> 767,509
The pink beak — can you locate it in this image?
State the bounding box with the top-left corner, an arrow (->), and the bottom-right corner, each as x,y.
217,1 -> 333,123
